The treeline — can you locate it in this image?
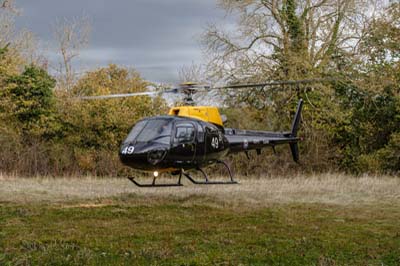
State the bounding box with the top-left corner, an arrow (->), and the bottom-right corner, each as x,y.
0,0 -> 399,176
0,52 -> 167,175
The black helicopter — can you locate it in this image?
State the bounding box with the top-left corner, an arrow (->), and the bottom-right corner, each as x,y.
81,81 -> 308,187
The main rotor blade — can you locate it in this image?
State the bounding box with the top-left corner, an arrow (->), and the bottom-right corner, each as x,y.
211,78 -> 335,90
75,78 -> 337,102
76,86 -> 188,100
78,91 -> 158,100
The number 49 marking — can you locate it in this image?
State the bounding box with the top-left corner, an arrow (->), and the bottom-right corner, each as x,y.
122,146 -> 135,154
211,137 -> 219,149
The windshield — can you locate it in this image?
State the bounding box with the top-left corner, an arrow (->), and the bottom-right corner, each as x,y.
124,119 -> 172,145
124,120 -> 147,143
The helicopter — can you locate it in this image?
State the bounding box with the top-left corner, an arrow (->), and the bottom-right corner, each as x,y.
80,80 -> 311,187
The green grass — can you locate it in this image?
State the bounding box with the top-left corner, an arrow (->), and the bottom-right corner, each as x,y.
1,194 -> 400,266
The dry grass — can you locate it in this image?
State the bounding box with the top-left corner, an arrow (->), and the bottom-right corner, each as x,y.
1,173 -> 400,265
0,172 -> 399,206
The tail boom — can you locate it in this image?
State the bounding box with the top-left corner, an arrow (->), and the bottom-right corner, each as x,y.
224,99 -> 303,162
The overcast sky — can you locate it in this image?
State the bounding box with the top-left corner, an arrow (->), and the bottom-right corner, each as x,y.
14,0 -> 230,83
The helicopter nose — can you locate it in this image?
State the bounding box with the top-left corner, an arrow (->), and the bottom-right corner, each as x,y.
119,143 -> 168,169
119,144 -> 147,165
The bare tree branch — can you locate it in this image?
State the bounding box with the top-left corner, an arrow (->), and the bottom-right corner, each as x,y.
53,15 -> 91,90
0,0 -> 20,14
203,0 -> 379,83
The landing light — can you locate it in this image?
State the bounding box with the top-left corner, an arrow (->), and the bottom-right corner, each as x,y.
153,171 -> 159,177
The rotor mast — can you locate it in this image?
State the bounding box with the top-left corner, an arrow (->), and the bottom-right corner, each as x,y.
179,82 -> 207,106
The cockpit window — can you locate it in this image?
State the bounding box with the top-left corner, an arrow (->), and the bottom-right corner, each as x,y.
125,119 -> 172,145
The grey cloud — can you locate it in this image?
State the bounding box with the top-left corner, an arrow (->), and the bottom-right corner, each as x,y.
14,0 -> 230,83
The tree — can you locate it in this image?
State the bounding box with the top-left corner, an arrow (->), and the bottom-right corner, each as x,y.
5,65 -> 57,140
356,1 -> 400,93
0,43 -> 26,133
0,0 -> 42,67
0,43 -> 18,83
202,0 -> 400,174
203,0 -> 376,84
201,0 -> 379,131
0,0 -> 19,14
332,2 -> 400,173
57,64 -> 167,174
53,16 -> 91,90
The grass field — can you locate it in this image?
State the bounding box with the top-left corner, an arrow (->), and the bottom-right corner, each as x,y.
0,173 -> 400,265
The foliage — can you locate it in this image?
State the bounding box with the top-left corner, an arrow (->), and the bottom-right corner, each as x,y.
0,62 -> 167,176
0,43 -> 23,87
63,64 -> 162,150
377,132 -> 400,172
333,81 -> 400,173
330,3 -> 400,174
56,65 -> 167,175
5,65 -> 58,140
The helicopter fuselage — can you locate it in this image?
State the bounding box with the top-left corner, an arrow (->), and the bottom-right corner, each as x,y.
119,116 -> 230,172
119,107 -> 301,173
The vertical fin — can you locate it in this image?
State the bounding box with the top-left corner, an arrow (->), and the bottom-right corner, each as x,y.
291,99 -> 303,137
289,99 -> 303,162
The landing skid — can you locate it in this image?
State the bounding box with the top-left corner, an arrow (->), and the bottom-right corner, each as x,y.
127,177 -> 183,187
127,160 -> 238,187
183,161 -> 237,185
127,175 -> 183,187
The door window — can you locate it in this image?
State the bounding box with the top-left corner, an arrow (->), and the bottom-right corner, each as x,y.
197,124 -> 205,143
175,123 -> 195,143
